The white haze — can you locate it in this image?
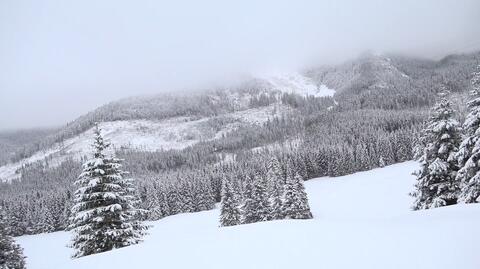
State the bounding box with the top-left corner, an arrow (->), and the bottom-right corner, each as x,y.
1,0 -> 480,130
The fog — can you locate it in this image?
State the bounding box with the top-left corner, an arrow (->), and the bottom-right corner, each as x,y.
1,0 -> 479,130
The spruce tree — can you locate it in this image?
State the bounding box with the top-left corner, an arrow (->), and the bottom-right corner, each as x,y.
282,164 -> 313,219
411,97 -> 461,210
219,176 -> 242,227
0,208 -> 26,269
69,124 -> 147,258
242,171 -> 270,224
456,65 -> 480,203
195,178 -> 215,212
266,157 -> 284,220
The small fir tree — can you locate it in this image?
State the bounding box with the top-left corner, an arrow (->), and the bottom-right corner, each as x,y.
266,157 -> 284,220
69,123 -> 147,258
242,171 -> 270,224
282,164 -> 313,219
456,65 -> 480,203
0,208 -> 26,269
411,97 -> 461,209
219,176 -> 242,227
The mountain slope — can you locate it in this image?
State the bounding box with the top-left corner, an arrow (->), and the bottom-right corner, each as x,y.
260,72 -> 336,97
306,53 -> 411,94
17,161 -> 480,269
0,127 -> 58,166
0,104 -> 292,181
307,51 -> 480,96
0,70 -> 338,182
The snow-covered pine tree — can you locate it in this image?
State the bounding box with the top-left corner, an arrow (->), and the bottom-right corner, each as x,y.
0,208 -> 26,269
242,171 -> 270,224
281,163 -> 313,219
240,176 -> 254,224
149,186 -> 171,220
219,176 -> 242,227
167,186 -> 182,215
69,123 -> 147,258
411,97 -> 461,210
179,179 -> 195,213
266,157 -> 284,220
456,64 -> 480,203
194,177 -> 216,212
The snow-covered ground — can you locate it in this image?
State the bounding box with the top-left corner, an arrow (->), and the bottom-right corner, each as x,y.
16,161 -> 480,269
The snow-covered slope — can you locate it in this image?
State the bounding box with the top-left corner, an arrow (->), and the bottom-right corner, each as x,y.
0,105 -> 289,182
261,72 -> 335,97
17,161 -> 480,269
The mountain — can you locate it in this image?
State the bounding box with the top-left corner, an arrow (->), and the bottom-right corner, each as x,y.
16,161 -> 480,269
0,72 -> 329,182
2,52 -> 478,182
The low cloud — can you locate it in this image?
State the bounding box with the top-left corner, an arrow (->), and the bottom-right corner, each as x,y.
1,0 -> 479,129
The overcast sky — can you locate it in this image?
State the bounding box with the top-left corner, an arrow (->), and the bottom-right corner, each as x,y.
1,0 -> 480,130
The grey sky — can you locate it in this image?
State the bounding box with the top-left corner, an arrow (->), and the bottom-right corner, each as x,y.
1,0 -> 480,130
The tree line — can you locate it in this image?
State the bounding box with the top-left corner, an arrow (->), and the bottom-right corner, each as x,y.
220,157 -> 312,227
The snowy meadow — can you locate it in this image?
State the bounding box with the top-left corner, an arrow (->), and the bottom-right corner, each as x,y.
16,162 -> 480,269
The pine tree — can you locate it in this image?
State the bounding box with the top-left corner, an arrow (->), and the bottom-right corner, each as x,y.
167,186 -> 182,215
193,177 -> 215,212
69,123 -> 147,258
282,164 -> 313,219
179,179 -> 195,213
242,171 -> 270,224
411,97 -> 461,210
266,157 -> 284,220
456,65 -> 480,203
0,208 -> 26,269
219,176 -> 242,227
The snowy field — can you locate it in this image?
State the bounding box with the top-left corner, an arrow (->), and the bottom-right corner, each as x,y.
17,161 -> 480,269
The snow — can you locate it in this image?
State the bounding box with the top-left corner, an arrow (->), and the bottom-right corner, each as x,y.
16,161 -> 480,269
262,72 -> 336,97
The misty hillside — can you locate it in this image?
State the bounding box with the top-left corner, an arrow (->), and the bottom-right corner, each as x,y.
0,128 -> 58,166
0,51 -> 478,237
2,52 -> 478,173
308,53 -> 411,94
